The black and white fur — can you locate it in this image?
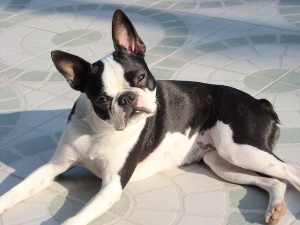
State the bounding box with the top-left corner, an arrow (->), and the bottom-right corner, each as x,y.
1,10 -> 300,225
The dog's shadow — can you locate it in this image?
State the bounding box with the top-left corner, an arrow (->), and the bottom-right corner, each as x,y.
0,109 -> 298,225
0,164 -> 102,224
1,156 -> 299,225
0,109 -> 100,224
43,167 -> 102,225
182,164 -> 299,225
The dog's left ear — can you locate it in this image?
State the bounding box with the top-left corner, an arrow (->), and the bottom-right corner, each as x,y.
51,50 -> 91,91
112,9 -> 146,56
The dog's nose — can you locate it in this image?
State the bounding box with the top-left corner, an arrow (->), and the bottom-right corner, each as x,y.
118,92 -> 137,106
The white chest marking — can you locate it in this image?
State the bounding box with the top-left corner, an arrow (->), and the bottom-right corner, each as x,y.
78,121 -> 145,180
65,96 -> 146,180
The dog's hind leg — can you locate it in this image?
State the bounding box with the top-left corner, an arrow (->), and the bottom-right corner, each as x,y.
210,121 -> 300,192
203,150 -> 287,225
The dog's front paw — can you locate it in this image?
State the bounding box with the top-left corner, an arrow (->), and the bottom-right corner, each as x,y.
61,219 -> 74,225
62,217 -> 81,225
0,203 -> 8,214
61,220 -> 73,225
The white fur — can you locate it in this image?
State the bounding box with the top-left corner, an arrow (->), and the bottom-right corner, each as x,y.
1,92 -> 300,225
101,55 -> 129,97
1,114 -> 298,225
2,10 -> 298,224
62,175 -> 122,225
65,94 -> 146,181
131,128 -> 211,182
0,94 -> 146,225
101,54 -> 157,130
0,163 -> 71,213
134,87 -> 157,113
203,150 -> 287,223
209,121 -> 300,191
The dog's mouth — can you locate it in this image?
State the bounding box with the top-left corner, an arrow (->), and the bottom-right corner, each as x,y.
115,107 -> 152,131
133,105 -> 154,114
112,90 -> 157,131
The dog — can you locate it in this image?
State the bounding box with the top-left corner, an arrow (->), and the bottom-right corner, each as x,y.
0,9 -> 299,225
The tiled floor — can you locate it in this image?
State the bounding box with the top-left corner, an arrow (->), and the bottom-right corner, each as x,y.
0,0 -> 300,224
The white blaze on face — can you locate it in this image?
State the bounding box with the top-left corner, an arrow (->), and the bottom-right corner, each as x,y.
101,55 -> 129,130
100,54 -> 157,130
101,55 -> 130,97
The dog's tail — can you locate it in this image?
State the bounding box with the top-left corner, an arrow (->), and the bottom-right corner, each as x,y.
259,99 -> 284,162
259,99 -> 280,124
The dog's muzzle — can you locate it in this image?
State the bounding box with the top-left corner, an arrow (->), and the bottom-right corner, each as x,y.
118,91 -> 154,114
111,90 -> 156,130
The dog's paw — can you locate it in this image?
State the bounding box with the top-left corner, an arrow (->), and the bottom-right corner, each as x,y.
0,205 -> 8,214
61,217 -> 81,225
265,201 -> 287,225
61,220 -> 73,225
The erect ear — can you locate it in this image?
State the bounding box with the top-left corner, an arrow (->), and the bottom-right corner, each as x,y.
51,50 -> 91,91
112,9 -> 146,56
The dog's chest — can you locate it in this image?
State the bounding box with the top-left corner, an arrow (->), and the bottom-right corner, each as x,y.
137,129 -> 212,169
77,122 -> 146,178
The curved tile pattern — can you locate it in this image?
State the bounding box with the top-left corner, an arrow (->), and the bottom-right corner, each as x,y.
279,0 -> 300,28
0,0 -> 299,225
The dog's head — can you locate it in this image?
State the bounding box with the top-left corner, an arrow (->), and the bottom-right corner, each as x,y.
51,10 -> 157,130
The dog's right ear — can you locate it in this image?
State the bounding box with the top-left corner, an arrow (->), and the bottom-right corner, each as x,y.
51,50 -> 91,91
112,9 -> 146,56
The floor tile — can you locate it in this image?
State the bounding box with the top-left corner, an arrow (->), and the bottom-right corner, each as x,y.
184,191 -> 226,216
0,1 -> 300,225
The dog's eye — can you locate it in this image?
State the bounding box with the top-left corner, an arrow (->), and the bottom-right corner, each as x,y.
95,96 -> 108,105
137,73 -> 145,83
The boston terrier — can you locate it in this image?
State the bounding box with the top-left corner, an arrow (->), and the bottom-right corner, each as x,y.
0,9 -> 299,225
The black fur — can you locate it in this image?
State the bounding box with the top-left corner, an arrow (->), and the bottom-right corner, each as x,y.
119,81 -> 280,188
51,50 -> 91,91
112,9 -> 146,56
84,60 -> 113,121
52,10 -> 281,189
67,100 -> 78,122
113,51 -> 156,90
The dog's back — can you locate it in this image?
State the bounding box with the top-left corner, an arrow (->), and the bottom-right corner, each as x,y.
156,80 -> 281,153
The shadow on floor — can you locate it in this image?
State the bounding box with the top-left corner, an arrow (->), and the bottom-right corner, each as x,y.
0,0 -> 277,49
0,109 -> 298,225
183,163 -> 292,225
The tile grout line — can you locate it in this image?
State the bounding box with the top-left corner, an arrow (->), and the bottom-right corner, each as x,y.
0,87 -> 72,147
0,0 -> 160,81
149,17 -> 221,67
0,109 -> 66,147
3,0 -> 300,34
0,0 -> 175,148
0,3 -> 298,82
21,23 -> 59,34
0,1 -> 109,76
174,5 -> 300,33
0,29 -> 98,76
254,63 -> 300,97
